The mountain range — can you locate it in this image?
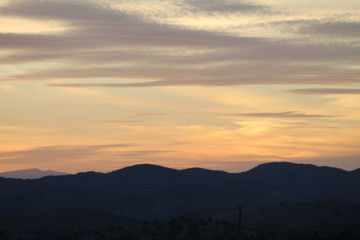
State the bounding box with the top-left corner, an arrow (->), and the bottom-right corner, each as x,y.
0,162 -> 359,222
0,168 -> 68,179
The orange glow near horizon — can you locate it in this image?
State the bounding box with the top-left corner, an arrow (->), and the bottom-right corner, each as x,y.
0,0 -> 359,173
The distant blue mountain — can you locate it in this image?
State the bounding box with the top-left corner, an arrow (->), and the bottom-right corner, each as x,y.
0,168 -> 68,179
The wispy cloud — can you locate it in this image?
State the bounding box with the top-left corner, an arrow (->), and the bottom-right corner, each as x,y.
128,113 -> 170,118
217,111 -> 338,118
0,144 -> 134,164
297,20 -> 360,38
1,0 -> 359,87
184,0 -> 272,14
116,150 -> 174,157
0,0 -> 260,50
287,88 -> 360,95
97,120 -> 139,124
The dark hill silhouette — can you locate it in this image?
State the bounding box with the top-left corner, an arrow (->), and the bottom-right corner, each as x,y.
180,168 -> 229,183
187,200 -> 360,239
0,208 -> 141,231
242,162 -> 349,190
188,200 -> 360,227
0,162 -> 359,220
107,164 -> 181,187
246,162 -> 345,176
2,202 -> 359,240
107,164 -> 229,187
112,163 -> 177,175
352,168 -> 360,175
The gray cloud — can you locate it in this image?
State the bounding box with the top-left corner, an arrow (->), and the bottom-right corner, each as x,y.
302,21 -> 360,37
287,88 -> 360,95
0,0 -> 359,87
0,0 -> 261,51
46,70 -> 360,87
3,28 -> 360,86
4,50 -> 360,88
218,111 -> 338,118
184,0 -> 271,13
0,0 -> 114,21
272,18 -> 360,38
278,121 -> 338,130
3,37 -> 359,66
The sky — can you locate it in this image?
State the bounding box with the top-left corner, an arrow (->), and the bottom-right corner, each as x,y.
0,0 -> 359,173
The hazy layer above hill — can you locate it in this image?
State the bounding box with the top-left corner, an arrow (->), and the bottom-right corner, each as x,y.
0,168 -> 68,179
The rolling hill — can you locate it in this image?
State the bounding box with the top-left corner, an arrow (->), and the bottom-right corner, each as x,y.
0,162 -> 359,221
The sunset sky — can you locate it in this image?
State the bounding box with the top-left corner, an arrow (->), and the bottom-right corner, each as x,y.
1,0 -> 359,173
